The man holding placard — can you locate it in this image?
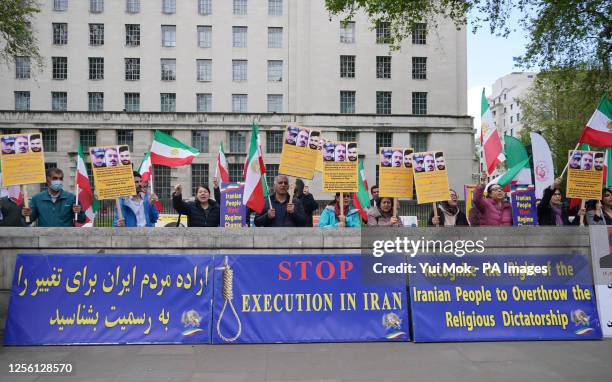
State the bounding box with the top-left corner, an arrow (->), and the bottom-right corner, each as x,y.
114,172 -> 159,227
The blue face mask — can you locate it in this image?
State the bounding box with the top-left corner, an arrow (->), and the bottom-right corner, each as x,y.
50,180 -> 63,192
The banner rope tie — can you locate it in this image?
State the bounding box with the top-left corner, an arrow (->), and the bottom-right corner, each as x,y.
216,256 -> 242,342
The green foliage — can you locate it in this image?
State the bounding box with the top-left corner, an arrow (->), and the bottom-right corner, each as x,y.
0,0 -> 41,67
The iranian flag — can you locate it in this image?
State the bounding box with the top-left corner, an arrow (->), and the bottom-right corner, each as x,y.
578,94 -> 612,147
243,124 -> 268,213
150,130 -> 199,167
353,159 -> 370,221
216,141 -> 230,182
487,136 -> 531,191
76,143 -> 98,225
138,151 -> 152,183
604,148 -> 612,188
481,89 -> 505,174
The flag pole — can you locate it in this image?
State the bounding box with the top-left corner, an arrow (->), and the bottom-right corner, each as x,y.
432,202 -> 439,227
559,141 -> 581,178
74,183 -> 79,223
579,200 -> 586,226
22,185 -> 29,223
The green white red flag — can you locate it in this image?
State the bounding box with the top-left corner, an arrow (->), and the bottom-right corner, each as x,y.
150,130 -> 199,167
217,141 -> 230,182
138,151 -> 152,183
578,94 -> 612,147
353,159 -> 370,221
242,123 -> 268,213
76,143 -> 98,225
481,89 -> 505,174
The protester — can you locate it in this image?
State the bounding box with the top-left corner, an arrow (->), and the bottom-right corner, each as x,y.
586,187 -> 612,225
22,168 -> 85,227
114,172 -> 159,227
367,197 -> 402,227
0,195 -> 26,227
293,179 -> 318,227
212,177 -> 222,201
173,183 -> 220,227
537,177 -> 583,226
428,189 -> 469,226
370,184 -> 379,206
319,193 -> 361,228
473,172 -> 512,226
254,175 -> 306,227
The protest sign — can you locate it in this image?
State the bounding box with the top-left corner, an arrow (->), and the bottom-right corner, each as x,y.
464,184 -> 477,222
412,151 -> 450,204
379,147 -> 414,198
322,141 -> 358,192
279,125 -> 320,179
510,184 -> 538,226
589,225 -> 612,337
90,145 -> 136,200
220,182 -> 246,228
566,150 -> 604,200
0,133 -> 46,186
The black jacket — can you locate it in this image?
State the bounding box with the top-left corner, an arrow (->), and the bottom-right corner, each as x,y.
427,206 -> 469,227
537,188 -> 577,226
172,194 -> 220,227
254,193 -> 307,227
0,196 -> 26,227
295,193 -> 318,227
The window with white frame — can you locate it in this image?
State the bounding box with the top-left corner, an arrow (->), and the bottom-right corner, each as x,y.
197,26 -> 212,48
269,0 -> 282,16
267,94 -> 283,113
232,60 -> 247,82
265,164 -> 279,191
376,91 -> 391,115
196,94 -> 212,112
89,24 -> 104,46
15,57 -> 30,79
412,57 -> 427,79
88,92 -> 104,111
161,25 -> 176,47
125,58 -> 140,80
266,131 -> 283,153
54,0 -> 68,11
340,21 -> 355,43
412,132 -> 428,151
412,23 -> 427,44
267,60 -> 282,81
90,0 -> 104,13
160,93 -> 176,112
191,164 -> 209,195
233,0 -> 247,15
196,59 -> 212,81
232,94 -> 247,113
51,92 -> 67,111
198,0 -> 212,15
117,130 -> 133,148
126,24 -> 140,46
52,23 -> 67,45
376,132 -> 392,153
268,27 -> 282,48
153,165 -> 171,199
340,55 -> 355,78
228,164 -> 242,182
337,131 -> 358,142
43,129 -> 58,152
162,0 -> 176,14
126,0 -> 139,13
192,130 -> 209,152
232,26 -> 247,48
340,91 -> 356,114
412,92 -> 427,115
376,22 -> 391,44
14,91 -> 30,111
229,131 -> 247,153
376,56 -> 391,79
52,57 -> 67,80
89,57 -> 104,80
124,93 -> 140,112
161,59 -> 176,81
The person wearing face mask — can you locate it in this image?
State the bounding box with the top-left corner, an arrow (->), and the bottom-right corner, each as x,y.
172,183 -> 220,227
428,189 -> 469,226
473,172 -> 512,226
114,172 -> 159,227
319,193 -> 361,228
22,168 -> 85,227
537,177 -> 584,226
367,197 -> 403,227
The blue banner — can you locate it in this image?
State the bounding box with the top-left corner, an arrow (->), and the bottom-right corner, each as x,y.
511,184 -> 538,226
4,254 -> 214,345
409,254 -> 602,342
220,182 -> 246,227
212,254 -> 409,343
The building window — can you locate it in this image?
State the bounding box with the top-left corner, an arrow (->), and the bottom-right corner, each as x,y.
41,163 -> 58,192
376,91 -> 392,115
340,55 -> 355,78
412,57 -> 427,80
54,0 -> 68,11
51,92 -> 67,111
90,0 -> 104,13
232,26 -> 247,48
161,25 -> 176,47
376,56 -> 391,79
80,130 -> 97,152
196,93 -> 212,112
340,21 -> 355,43
14,91 -> 30,111
510,116 -> 513,123
89,24 -> 104,46
269,0 -> 282,16
412,23 -> 426,44
160,93 -> 176,112
88,92 -> 104,112
196,59 -> 212,81
267,94 -> 283,113
125,93 -> 140,112
117,130 -> 133,148
517,113 -> 520,122
268,27 -> 282,48
52,57 -> 67,80
15,56 -> 30,79
1,129 -> 21,135
197,26 -> 212,48
192,130 -> 209,152
340,91 -> 356,114
191,164 -> 209,196
126,24 -> 140,46
198,0 -> 212,15
376,132 -> 392,153
162,0 -> 176,14
266,131 -> 283,153
510,103 -> 514,110
412,92 -> 427,115
232,60 -> 247,81
52,23 -> 68,45
267,60 -> 282,81
43,129 -> 58,152
161,59 -> 176,81
228,164 -> 242,182
376,22 -> 391,44
229,131 -> 247,153
265,164 -> 279,191
375,165 -> 379,186
89,57 -> 104,80
125,58 -> 140,80
412,133 -> 428,152
232,94 -> 247,113
126,0 -> 140,13
338,131 -> 358,142
233,0 -> 247,15
153,165 -> 171,199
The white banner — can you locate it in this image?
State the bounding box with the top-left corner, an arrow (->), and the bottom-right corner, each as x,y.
589,225 -> 612,337
530,132 -> 555,199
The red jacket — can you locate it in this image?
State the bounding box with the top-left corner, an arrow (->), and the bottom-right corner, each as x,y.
473,184 -> 513,226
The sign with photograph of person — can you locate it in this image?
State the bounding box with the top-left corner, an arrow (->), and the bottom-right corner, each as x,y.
279,125 -> 320,180
566,150 -> 604,200
314,135 -> 331,173
322,141 -> 358,192
89,145 -> 136,200
0,133 -> 46,186
412,151 -> 450,204
379,147 -> 414,198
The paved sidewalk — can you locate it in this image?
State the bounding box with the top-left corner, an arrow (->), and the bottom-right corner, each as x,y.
1,340 -> 611,382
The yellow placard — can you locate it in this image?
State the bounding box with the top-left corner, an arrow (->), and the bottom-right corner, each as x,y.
413,151 -> 450,204
566,150 -> 604,200
379,147 -> 414,198
90,145 -> 136,200
279,125 -> 320,179
314,135 -> 330,173
322,141 -> 358,192
0,133 -> 46,186
464,184 -> 477,220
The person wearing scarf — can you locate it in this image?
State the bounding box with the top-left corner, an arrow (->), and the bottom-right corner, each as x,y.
537,177 -> 583,226
319,193 -> 361,228
367,197 -> 403,226
428,189 -> 469,226
586,187 -> 612,225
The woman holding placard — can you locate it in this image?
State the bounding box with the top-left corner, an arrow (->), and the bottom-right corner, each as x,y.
586,187 -> 612,225
428,189 -> 469,227
537,177 -> 583,226
367,197 -> 403,227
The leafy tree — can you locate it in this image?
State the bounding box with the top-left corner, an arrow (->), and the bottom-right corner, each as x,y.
0,0 -> 41,67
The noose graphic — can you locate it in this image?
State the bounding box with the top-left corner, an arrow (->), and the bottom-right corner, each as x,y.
216,256 -> 242,342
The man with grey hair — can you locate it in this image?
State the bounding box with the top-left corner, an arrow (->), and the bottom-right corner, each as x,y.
254,175 -> 307,227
